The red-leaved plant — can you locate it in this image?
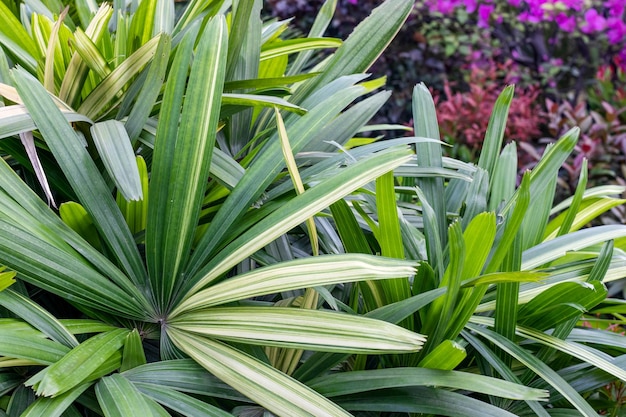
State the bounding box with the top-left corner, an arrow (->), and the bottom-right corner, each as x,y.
432,59 -> 545,161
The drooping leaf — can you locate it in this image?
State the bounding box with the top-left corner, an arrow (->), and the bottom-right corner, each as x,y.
33,328 -> 129,397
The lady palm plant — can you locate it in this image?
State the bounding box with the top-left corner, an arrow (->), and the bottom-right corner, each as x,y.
301,84 -> 626,416
0,0 -> 456,416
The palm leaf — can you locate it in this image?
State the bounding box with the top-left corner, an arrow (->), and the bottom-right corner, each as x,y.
12,67 -> 149,291
145,15 -> 227,307
169,329 -> 353,417
171,306 -> 425,353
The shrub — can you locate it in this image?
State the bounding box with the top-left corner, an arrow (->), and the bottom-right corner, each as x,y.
432,58 -> 545,161
0,1 -> 625,416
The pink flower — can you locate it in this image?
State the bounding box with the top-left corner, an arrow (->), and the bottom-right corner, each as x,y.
519,11 -> 542,23
607,17 -> 626,44
508,0 -> 521,7
437,0 -> 456,14
463,0 -> 477,14
554,13 -> 576,32
580,8 -> 607,34
560,0 -> 583,12
607,0 -> 625,18
477,4 -> 494,28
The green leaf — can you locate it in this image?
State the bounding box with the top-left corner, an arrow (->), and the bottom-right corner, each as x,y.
181,146 -> 413,300
171,307 -> 425,353
260,38 -> 342,61
310,368 -> 548,401
0,328 -> 70,365
12,67 -> 149,292
120,329 -> 147,372
169,329 -> 354,417
124,33 -> 171,142
116,156 -> 149,235
58,201 -> 101,250
477,85 -> 514,180
275,107 -> 318,254
545,197 -> 626,240
222,93 -> 306,115
521,128 -> 579,250
0,105 -> 92,139
466,323 -> 599,416
123,359 -> 247,402
96,374 -> 160,417
486,172 -> 530,273
59,5 -> 113,107
412,83 -> 447,271
77,34 -> 162,120
292,0 -> 412,101
34,328 -> 129,397
517,281 -> 607,330
174,254 -> 416,313
146,15 -> 227,307
185,80 -> 370,277
522,225 -> 626,270
288,0 -> 337,76
226,0 -> 257,80
0,270 -> 15,292
0,1 -> 39,73
0,218 -> 146,318
489,142 -> 517,211
417,340 -> 466,370
0,289 -> 77,348
134,382 -> 234,417
20,383 -> 91,417
334,387 -> 520,417
556,159 -> 588,237
91,120 -> 143,201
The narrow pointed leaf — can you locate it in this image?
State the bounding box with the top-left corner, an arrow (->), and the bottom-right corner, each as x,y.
182,147 -> 413,299
12,68 -> 149,290
146,15 -> 227,306
292,0 -> 412,101
169,329 -> 353,417
96,374 -> 159,417
37,328 -> 129,397
477,85 -> 514,179
91,120 -> 142,201
171,307 -> 425,353
309,368 -> 548,401
20,383 -> 91,417
0,289 -> 77,348
467,323 -> 599,416
134,382 -> 234,417
77,34 -> 162,119
175,254 -> 416,313
334,387 -> 519,417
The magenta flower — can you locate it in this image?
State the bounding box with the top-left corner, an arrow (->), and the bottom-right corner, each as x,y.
508,0 -> 522,7
463,0 -> 477,14
477,4 -> 494,28
581,8 -> 607,34
607,0 -> 625,19
607,17 -> 626,44
560,0 -> 583,12
554,13 -> 576,32
437,0 -> 456,14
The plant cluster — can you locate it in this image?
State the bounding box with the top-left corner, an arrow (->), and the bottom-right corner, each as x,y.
0,1 -> 624,417
418,0 -> 626,96
431,57 -> 544,161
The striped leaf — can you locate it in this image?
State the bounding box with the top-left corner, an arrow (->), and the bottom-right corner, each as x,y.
171,306 -> 425,353
145,15 -> 227,307
169,329 -> 354,417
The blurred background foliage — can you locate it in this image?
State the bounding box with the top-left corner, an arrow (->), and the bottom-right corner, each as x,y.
265,0 -> 626,212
